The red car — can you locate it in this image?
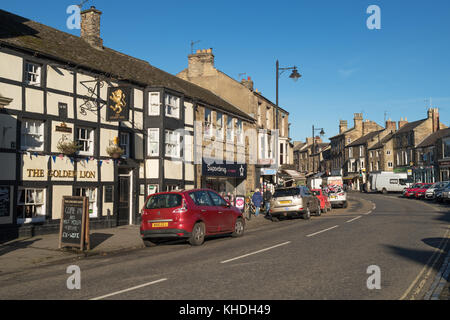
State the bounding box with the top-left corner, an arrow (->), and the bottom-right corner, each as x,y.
140,189 -> 245,246
403,183 -> 426,198
414,183 -> 432,199
311,189 -> 332,213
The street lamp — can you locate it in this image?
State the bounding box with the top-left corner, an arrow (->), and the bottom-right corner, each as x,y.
312,125 -> 325,174
275,60 -> 301,130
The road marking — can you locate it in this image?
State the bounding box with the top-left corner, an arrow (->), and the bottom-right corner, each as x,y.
399,227 -> 450,300
346,216 -> 362,223
220,241 -> 291,264
90,278 -> 168,300
306,225 -> 339,237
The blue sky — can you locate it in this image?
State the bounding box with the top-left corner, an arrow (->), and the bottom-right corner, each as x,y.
2,0 -> 449,142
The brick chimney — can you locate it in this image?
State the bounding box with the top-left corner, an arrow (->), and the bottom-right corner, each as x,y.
398,117 -> 408,129
339,120 -> 348,134
241,76 -> 254,91
354,113 -> 363,130
385,119 -> 397,132
81,6 -> 103,49
187,48 -> 215,77
427,108 -> 440,132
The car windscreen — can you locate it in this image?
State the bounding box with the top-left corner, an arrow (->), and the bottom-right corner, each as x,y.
273,188 -> 300,197
145,194 -> 182,209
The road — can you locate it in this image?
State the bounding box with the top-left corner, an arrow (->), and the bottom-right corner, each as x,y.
0,193 -> 448,300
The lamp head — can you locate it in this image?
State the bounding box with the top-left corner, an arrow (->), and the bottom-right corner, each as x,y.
289,67 -> 302,81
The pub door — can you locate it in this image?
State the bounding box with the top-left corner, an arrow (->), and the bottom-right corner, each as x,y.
118,175 -> 130,226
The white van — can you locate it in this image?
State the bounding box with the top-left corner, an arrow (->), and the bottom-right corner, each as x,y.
369,172 -> 413,193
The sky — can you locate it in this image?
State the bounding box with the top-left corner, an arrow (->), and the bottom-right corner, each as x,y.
1,0 -> 449,142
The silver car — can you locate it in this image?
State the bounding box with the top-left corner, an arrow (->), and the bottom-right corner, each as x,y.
269,186 -> 321,220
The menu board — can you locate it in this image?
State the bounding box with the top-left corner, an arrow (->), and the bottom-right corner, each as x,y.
59,196 -> 90,250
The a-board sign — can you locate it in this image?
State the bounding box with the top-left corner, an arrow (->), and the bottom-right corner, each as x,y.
59,196 -> 90,251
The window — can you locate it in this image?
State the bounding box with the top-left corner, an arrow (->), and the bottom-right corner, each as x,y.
266,109 -> 270,129
443,138 -> 450,159
0,187 -> 10,217
257,104 -> 261,125
166,185 -> 180,192
21,120 -> 44,151
75,188 -> 97,218
236,120 -> 243,144
216,112 -> 224,140
119,132 -> 130,158
165,94 -> 180,118
25,62 -> 41,86
189,190 -> 213,206
280,142 -> 284,165
390,179 -> 399,184
165,130 -> 181,158
77,127 -> 94,155
226,116 -> 234,142
149,92 -> 160,116
386,150 -> 391,155
146,193 -> 182,209
208,191 -> 227,206
17,188 -> 45,223
204,109 -> 212,138
359,146 -> 364,157
349,148 -> 353,158
148,128 -> 159,156
388,162 -> 393,168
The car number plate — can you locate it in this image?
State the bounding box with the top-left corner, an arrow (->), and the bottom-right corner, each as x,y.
279,200 -> 292,204
152,222 -> 168,228
331,196 -> 336,199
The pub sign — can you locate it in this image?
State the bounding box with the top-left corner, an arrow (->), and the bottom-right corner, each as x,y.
106,87 -> 130,121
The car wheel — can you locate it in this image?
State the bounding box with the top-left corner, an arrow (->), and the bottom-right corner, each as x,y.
189,222 -> 205,246
303,207 -> 311,220
382,188 -> 387,194
232,218 -> 245,238
316,203 -> 322,216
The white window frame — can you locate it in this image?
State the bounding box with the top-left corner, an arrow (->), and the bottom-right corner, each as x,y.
21,119 -> 44,151
25,62 -> 41,86
149,92 -> 161,116
165,94 -> 180,119
147,128 -> 159,157
204,108 -> 212,138
165,130 -> 181,158
119,132 -> 130,158
75,187 -> 98,218
236,119 -> 243,145
216,112 -> 224,141
77,127 -> 94,156
226,116 -> 234,142
17,188 -> 46,224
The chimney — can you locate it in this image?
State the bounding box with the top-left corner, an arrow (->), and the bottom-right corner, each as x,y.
187,48 -> 215,77
306,137 -> 313,145
427,108 -> 440,132
339,120 -> 348,134
398,117 -> 408,129
241,76 -> 254,91
354,113 -> 363,129
81,6 -> 103,49
385,119 -> 397,132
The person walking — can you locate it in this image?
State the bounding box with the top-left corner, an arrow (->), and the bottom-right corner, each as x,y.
263,188 -> 272,217
251,188 -> 263,217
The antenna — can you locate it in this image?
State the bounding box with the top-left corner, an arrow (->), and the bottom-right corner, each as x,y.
384,111 -> 388,123
77,0 -> 90,9
190,40 -> 201,54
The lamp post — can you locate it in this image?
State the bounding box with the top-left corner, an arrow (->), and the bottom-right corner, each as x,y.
312,125 -> 325,174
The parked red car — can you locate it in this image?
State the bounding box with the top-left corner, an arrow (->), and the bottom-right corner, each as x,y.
140,189 -> 245,246
311,189 -> 332,213
403,183 -> 426,198
414,183 -> 432,199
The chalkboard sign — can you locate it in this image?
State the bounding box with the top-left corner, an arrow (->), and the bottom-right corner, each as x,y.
59,196 -> 90,250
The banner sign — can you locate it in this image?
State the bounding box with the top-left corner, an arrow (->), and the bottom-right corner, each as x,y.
106,87 -> 130,121
202,159 -> 247,178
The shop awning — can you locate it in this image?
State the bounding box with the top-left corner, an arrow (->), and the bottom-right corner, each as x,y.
280,169 -> 305,181
343,173 -> 360,180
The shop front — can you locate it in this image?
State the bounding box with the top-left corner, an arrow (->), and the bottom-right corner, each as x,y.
438,161 -> 450,181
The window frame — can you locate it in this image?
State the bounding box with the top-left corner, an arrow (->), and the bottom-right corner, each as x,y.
148,92 -> 161,116
119,132 -> 130,158
76,127 -> 94,156
165,129 -> 181,158
147,128 -> 159,157
25,62 -> 42,86
75,187 -> 98,218
21,119 -> 45,151
17,188 -> 46,224
165,94 -> 180,119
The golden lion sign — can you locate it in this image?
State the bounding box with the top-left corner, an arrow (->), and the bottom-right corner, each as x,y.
107,87 -> 130,121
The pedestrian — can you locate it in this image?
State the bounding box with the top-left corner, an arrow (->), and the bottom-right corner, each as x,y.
263,188 -> 272,217
251,188 -> 263,217
227,192 -> 235,206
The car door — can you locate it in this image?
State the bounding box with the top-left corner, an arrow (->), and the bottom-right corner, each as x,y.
208,191 -> 233,232
189,190 -> 219,234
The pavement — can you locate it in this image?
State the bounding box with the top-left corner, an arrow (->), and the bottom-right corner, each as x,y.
0,195 -> 372,276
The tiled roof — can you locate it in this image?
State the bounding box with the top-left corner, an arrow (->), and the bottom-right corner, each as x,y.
0,9 -> 254,122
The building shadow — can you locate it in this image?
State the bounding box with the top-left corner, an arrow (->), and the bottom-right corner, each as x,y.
89,233 -> 114,250
0,238 -> 42,257
0,10 -> 39,40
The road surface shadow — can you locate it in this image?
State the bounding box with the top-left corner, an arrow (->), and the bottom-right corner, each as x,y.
0,238 -> 42,257
89,233 -> 114,250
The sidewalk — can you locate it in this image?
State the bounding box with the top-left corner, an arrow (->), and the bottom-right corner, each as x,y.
0,197 -> 370,276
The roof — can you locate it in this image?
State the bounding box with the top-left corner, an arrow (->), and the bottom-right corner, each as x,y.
0,9 -> 254,122
395,119 -> 426,135
416,128 -> 450,148
347,130 -> 384,147
329,127 -> 355,140
368,132 -> 395,150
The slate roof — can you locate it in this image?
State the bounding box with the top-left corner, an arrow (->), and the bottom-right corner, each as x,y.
394,119 -> 426,135
368,132 -> 395,150
416,128 -> 450,148
0,9 -> 254,122
347,130 -> 384,147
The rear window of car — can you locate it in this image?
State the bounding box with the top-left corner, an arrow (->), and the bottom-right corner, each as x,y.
145,194 -> 182,209
273,188 -> 300,197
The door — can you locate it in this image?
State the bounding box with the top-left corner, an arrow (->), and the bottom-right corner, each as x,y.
208,191 -> 233,232
118,176 -> 130,226
190,190 -> 219,233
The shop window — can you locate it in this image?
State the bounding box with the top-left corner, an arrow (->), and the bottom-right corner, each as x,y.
166,185 -> 180,192
21,119 -> 44,151
17,188 -> 45,223
76,127 -> 94,155
149,92 -> 160,116
75,187 -> 97,218
148,128 -> 159,156
119,132 -> 130,158
165,130 -> 180,158
165,94 -> 180,118
0,187 -> 10,218
25,62 -> 41,86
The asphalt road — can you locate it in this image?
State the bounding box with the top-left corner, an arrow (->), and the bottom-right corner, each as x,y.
0,193 -> 448,300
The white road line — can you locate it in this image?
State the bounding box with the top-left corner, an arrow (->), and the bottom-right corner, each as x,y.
306,225 -> 339,237
346,216 -> 362,223
220,241 -> 291,264
90,278 -> 168,300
